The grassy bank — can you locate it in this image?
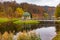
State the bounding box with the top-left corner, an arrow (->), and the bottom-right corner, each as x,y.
53,31 -> 60,40
0,18 -> 10,23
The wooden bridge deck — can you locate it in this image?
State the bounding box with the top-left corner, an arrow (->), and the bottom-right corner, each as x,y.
37,20 -> 60,27
38,20 -> 60,22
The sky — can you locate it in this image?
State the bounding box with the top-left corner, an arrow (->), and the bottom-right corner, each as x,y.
0,0 -> 60,7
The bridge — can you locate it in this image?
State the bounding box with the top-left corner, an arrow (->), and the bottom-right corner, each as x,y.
37,20 -> 60,27
30,19 -> 60,22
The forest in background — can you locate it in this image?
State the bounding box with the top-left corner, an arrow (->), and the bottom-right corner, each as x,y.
0,1 -> 55,19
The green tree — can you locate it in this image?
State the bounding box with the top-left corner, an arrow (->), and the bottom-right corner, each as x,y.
5,7 -> 13,18
43,13 -> 49,20
55,4 -> 60,19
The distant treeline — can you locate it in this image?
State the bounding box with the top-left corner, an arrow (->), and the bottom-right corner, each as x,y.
0,1 -> 55,18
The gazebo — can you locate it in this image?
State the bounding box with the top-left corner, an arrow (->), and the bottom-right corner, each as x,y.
22,12 -> 31,20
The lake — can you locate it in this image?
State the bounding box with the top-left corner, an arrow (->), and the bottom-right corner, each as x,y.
35,26 -> 56,40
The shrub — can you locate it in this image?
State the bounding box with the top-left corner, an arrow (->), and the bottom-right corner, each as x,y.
17,31 -> 41,40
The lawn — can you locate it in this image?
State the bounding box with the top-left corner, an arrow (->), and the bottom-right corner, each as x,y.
13,20 -> 39,24
0,18 -> 19,23
0,18 -> 10,23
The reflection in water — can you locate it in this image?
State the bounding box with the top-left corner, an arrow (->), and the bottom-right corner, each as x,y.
14,26 -> 57,40
35,27 -> 57,40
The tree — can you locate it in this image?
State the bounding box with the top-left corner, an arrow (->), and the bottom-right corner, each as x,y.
5,7 -> 13,18
55,4 -> 60,19
43,13 -> 49,20
15,7 -> 24,17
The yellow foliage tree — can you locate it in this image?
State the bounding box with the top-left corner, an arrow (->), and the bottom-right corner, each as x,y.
54,4 -> 60,19
16,7 -> 24,17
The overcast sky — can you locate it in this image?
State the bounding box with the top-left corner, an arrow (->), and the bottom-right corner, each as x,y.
0,0 -> 60,7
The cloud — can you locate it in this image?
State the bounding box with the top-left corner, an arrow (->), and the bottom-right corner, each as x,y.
16,0 -> 60,7
0,0 -> 60,7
